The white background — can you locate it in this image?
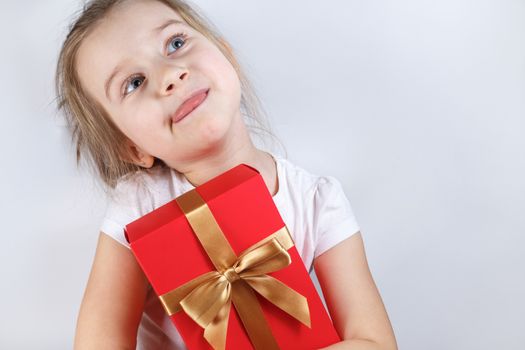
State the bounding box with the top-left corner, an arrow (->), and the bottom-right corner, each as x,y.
0,0 -> 524,349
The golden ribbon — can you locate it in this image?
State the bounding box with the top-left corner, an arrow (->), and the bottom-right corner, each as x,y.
158,188 -> 311,350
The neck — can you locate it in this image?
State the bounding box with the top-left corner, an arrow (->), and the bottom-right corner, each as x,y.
177,111 -> 276,195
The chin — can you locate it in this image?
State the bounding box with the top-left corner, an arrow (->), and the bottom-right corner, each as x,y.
196,111 -> 232,146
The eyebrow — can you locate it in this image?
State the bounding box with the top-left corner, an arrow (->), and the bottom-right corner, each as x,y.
103,18 -> 185,100
153,18 -> 184,33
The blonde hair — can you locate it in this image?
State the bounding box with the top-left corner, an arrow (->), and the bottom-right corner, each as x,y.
55,0 -> 285,197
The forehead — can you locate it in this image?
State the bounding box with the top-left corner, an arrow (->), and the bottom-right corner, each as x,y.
75,0 -> 186,100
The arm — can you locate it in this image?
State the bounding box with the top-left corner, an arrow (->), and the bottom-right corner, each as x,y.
313,232 -> 398,350
74,232 -> 150,350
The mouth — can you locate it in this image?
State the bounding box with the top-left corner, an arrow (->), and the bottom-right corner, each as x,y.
171,88 -> 209,124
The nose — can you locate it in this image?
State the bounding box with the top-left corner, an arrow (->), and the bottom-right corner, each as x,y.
156,63 -> 188,96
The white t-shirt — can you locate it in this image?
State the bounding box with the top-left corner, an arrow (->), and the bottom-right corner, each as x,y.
100,151 -> 360,350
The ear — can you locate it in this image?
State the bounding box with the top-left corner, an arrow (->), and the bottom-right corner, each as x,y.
125,140 -> 155,168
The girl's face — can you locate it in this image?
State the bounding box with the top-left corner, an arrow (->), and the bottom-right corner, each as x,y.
76,0 -> 242,169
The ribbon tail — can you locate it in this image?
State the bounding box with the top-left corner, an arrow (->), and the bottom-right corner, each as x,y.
204,294 -> 232,350
231,280 -> 280,350
245,275 -> 311,328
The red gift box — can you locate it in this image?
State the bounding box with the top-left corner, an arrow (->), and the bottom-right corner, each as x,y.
124,164 -> 341,349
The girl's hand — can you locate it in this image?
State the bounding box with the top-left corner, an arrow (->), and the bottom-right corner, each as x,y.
313,232 -> 398,350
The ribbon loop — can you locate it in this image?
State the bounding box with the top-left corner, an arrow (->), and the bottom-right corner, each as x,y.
179,272 -> 230,329
236,238 -> 292,278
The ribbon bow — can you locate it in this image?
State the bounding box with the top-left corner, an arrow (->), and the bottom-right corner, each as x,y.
158,188 -> 311,350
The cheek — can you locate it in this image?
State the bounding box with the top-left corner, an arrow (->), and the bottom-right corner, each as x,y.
116,103 -> 163,140
194,48 -> 241,98
220,60 -> 242,105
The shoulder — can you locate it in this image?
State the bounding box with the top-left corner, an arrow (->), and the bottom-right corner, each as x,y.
274,154 -> 344,198
272,154 -> 360,263
101,165 -> 181,248
110,165 -> 174,207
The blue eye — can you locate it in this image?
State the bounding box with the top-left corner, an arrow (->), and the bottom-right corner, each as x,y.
167,33 -> 187,54
124,75 -> 145,96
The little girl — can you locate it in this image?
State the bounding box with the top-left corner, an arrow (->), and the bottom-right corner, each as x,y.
56,0 -> 397,349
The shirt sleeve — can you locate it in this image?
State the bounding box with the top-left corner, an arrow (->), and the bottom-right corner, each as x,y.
312,175 -> 361,259
99,175 -> 152,249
